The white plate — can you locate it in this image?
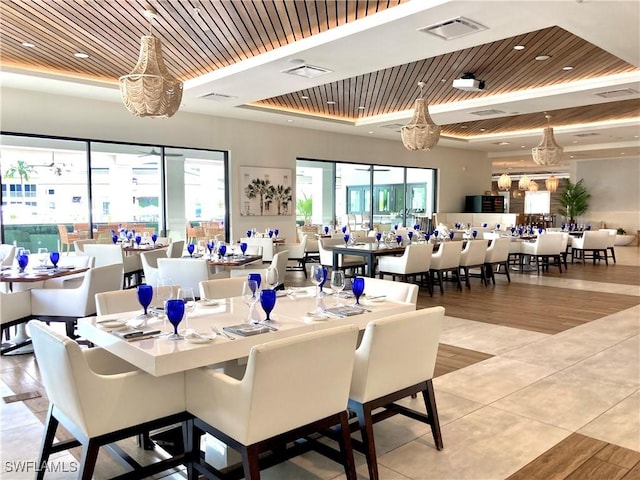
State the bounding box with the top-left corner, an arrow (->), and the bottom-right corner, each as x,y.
198,299 -> 220,307
186,333 -> 215,344
98,320 -> 128,329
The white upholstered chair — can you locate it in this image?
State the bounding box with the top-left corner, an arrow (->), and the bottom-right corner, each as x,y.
41,255 -> 95,289
0,243 -> 16,267
348,307 -> 445,480
458,240 -> 488,288
157,258 -> 211,297
483,237 -> 511,284
520,234 -> 564,273
318,238 -> 365,276
73,238 -> 96,254
377,243 -> 432,294
166,240 -> 185,258
571,230 -> 610,265
275,234 -> 307,278
361,277 -> 419,305
599,228 -> 617,263
240,237 -> 274,262
82,244 -> 142,287
0,290 -> 32,354
95,284 -> 177,316
30,263 -> 123,338
199,277 -> 246,300
429,241 -> 463,294
29,321 -> 188,480
185,324 -> 359,480
140,248 -> 169,286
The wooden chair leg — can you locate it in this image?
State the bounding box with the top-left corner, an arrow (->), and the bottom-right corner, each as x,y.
36,406 -> 59,480
241,444 -> 261,480
503,261 -> 511,282
423,379 -> 443,451
352,402 -> 378,480
437,271 -> 444,295
338,410 -> 358,480
79,438 -> 100,480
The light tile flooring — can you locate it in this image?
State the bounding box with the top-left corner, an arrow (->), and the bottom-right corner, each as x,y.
1,246 -> 638,479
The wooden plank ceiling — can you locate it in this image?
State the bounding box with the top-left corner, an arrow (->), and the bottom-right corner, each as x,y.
1,0 -> 638,136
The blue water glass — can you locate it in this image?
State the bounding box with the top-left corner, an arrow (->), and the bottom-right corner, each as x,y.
247,229 -> 252,238
449,231 -> 455,240
137,284 -> 153,315
408,231 -> 414,242
187,243 -> 195,257
151,233 -> 158,244
414,224 -> 420,231
240,242 -> 248,255
218,244 -> 227,258
396,235 -> 402,246
352,277 -> 365,305
17,254 -> 29,273
343,234 -> 350,246
472,230 -> 478,239
274,229 -> 279,237
424,233 -> 431,242
561,224 -> 566,230
248,272 -> 262,290
482,223 -> 488,228
318,267 -> 328,293
165,299 -> 185,339
511,227 -> 516,235
434,230 -> 439,239
375,232 -> 382,243
207,241 -> 214,255
496,224 -> 501,230
538,228 -> 544,234
135,235 -> 142,246
49,251 -> 60,268
394,224 -> 398,231
260,289 -> 277,321
112,234 -> 118,244
324,226 -> 330,234
268,230 -> 274,238
342,225 -> 347,234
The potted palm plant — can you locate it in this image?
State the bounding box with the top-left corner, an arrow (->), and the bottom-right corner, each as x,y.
558,179 -> 590,224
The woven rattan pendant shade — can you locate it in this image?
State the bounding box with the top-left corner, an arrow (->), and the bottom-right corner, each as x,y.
498,172 -> 512,190
401,82 -> 441,151
532,115 -> 563,165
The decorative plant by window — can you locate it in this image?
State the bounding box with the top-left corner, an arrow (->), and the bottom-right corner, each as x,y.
558,178 -> 590,224
297,193 -> 312,224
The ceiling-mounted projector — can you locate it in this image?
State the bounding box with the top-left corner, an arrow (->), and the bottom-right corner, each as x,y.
452,73 -> 485,92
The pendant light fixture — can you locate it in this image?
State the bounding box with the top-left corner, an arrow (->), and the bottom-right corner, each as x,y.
528,180 -> 539,192
401,82 -> 441,151
545,175 -> 559,192
119,7 -> 183,118
532,114 -> 563,165
498,164 -> 512,191
518,174 -> 531,190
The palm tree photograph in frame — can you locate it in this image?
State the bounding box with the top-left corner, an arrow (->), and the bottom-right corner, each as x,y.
241,166 -> 292,216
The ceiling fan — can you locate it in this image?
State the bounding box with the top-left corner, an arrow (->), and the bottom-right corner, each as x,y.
138,147 -> 183,158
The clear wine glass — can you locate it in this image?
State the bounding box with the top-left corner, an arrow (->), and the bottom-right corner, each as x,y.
37,247 -> 48,268
242,279 -> 259,323
265,267 -> 279,290
330,270 -> 345,306
178,287 -> 196,333
165,299 -> 185,340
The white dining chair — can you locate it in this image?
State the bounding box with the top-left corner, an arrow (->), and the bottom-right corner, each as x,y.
571,230 -> 610,265
348,307 -> 445,480
520,234 -> 564,273
229,250 -> 289,290
377,243 -> 432,291
140,247 -> 169,286
483,237 -> 512,284
30,263 -> 123,338
29,321 -> 188,480
95,284 -> 177,316
199,276 -> 246,300
275,234 -> 307,278
429,241 -> 463,294
318,238 -> 365,276
458,239 -> 488,289
41,255 -> 96,289
157,258 -> 211,297
185,324 -> 359,480
0,290 -> 32,354
239,237 -> 274,262
361,277 -> 419,305
599,228 -> 617,263
166,240 -> 185,258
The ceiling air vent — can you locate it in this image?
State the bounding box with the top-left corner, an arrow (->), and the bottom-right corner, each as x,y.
281,64 -> 332,79
419,17 -> 487,40
594,88 -> 638,99
200,92 -> 238,102
573,132 -> 600,137
469,109 -> 505,116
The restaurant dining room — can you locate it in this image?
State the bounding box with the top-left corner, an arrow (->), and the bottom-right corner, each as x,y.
1,0 -> 639,479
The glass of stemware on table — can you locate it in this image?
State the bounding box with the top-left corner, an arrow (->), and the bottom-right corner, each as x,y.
242,279 -> 260,323
310,265 -> 326,297
330,270 -> 345,306
178,287 -> 196,333
165,299 -> 185,340
135,284 -> 154,326
260,289 -> 277,322
352,277 -> 365,305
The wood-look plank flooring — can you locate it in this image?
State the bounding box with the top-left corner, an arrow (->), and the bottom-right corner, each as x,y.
508,433 -> 640,480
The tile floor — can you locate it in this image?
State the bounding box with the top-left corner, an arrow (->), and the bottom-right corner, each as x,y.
1,246 -> 638,479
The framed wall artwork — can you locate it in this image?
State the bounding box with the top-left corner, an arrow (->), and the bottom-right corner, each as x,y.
240,166 -> 293,216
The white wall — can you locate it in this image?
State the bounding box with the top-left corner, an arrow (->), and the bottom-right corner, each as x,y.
573,157 -> 640,232
1,88 -> 491,243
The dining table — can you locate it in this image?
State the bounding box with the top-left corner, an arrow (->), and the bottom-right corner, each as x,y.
77,287 -> 415,376
329,243 -> 406,278
1,265 -> 90,355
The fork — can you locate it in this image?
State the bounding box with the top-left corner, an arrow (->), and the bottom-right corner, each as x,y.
211,325 -> 235,340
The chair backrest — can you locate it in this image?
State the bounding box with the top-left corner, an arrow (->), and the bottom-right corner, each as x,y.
82,264 -> 125,315
533,234 -> 563,255
140,248 -> 169,286
361,277 -> 419,304
430,241 -> 462,270
240,237 -> 274,262
599,229 -> 617,248
157,258 -> 210,295
199,277 -> 246,300
350,307 -> 444,404
166,240 -> 185,258
0,290 -> 31,326
318,238 -> 342,266
241,324 -> 358,445
57,224 -> 72,242
484,237 -> 511,263
403,243 -> 433,274
279,235 -> 306,259
547,231 -> 569,251
95,285 -> 176,315
82,244 -> 124,267
271,250 -> 289,287
482,232 -> 500,240
0,244 -> 16,267
459,240 -> 488,267
73,239 -> 96,253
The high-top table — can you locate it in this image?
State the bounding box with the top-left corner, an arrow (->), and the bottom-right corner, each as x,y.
77,288 -> 414,376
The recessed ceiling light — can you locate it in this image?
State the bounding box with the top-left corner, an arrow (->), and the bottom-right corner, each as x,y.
326,101 -> 336,105
520,145 -> 526,148
368,131 -> 374,134
74,52 -> 89,58
287,119 -> 293,123
21,42 -> 35,48
358,106 -> 365,110
460,125 -> 468,129
480,128 -> 486,132
562,66 -> 574,71
513,45 -> 525,50
620,152 -> 625,155
535,55 -> 550,61
496,141 -> 510,146
300,95 -> 309,100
